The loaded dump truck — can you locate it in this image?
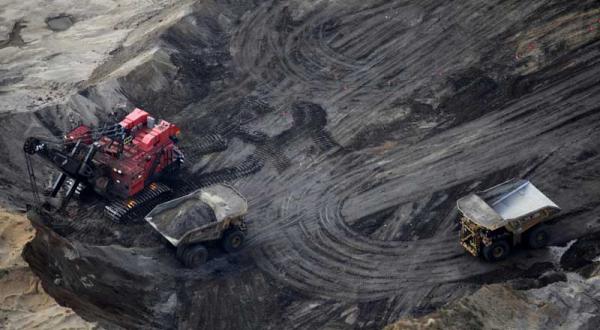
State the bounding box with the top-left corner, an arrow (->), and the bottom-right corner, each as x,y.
144,184 -> 248,268
457,179 -> 560,261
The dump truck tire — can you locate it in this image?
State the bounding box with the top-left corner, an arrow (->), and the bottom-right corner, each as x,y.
222,229 -> 245,253
527,226 -> 549,249
483,240 -> 511,262
178,244 -> 208,268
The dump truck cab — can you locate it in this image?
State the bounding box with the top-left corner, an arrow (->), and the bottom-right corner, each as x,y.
457,179 -> 560,261
145,184 -> 248,268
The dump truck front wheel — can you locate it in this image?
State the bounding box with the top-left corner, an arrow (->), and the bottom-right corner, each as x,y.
527,226 -> 549,249
483,240 -> 510,262
222,229 -> 245,253
178,244 -> 208,268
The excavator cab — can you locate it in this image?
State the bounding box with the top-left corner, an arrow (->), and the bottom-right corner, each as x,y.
23,108 -> 184,222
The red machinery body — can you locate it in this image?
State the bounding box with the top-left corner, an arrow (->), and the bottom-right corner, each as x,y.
67,108 -> 182,199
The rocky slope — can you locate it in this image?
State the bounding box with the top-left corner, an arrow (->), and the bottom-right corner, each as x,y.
386,246 -> 600,330
0,0 -> 599,329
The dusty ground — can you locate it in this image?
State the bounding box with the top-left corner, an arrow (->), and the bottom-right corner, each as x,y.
0,210 -> 97,329
1,0 -> 600,329
0,0 -> 194,113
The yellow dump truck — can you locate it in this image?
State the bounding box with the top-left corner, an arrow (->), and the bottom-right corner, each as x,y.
457,179 -> 560,261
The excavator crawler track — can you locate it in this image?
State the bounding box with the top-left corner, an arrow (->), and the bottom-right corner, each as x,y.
104,182 -> 172,223
181,134 -> 229,163
193,155 -> 263,189
169,155 -> 264,196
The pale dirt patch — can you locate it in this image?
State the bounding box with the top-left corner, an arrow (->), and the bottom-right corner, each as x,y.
0,210 -> 98,330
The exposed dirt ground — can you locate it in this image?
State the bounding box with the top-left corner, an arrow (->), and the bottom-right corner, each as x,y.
0,210 -> 96,329
1,0 -> 600,329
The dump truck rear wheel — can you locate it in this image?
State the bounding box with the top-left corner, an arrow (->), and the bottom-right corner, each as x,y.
178,244 -> 208,268
222,229 -> 245,253
527,226 -> 549,249
482,240 -> 510,262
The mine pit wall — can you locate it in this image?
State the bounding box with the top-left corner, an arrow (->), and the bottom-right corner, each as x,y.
23,208 -> 292,329
23,210 -> 178,329
6,0 -> 600,329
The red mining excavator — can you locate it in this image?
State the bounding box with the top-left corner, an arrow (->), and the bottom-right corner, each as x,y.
24,108 -> 197,222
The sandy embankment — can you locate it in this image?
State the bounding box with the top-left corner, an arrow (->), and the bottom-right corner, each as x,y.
0,210 -> 97,330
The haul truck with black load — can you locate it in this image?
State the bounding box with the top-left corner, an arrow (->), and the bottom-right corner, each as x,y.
457,179 -> 560,261
144,184 -> 248,268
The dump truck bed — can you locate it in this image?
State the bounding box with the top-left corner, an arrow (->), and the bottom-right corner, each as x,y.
144,184 -> 247,246
457,179 -> 559,230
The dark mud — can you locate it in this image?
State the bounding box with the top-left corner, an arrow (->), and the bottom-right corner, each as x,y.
561,233 -> 600,271
153,199 -> 217,239
0,20 -> 26,49
45,15 -> 74,32
4,0 -> 600,329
